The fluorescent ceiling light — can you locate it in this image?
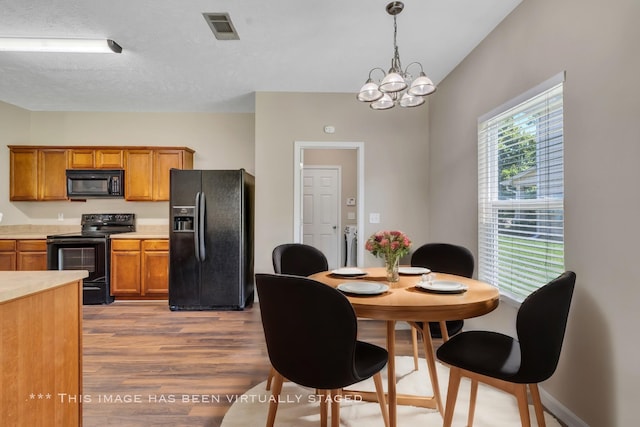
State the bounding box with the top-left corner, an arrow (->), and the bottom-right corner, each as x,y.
0,38 -> 122,53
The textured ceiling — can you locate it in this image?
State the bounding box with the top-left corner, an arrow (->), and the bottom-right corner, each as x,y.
0,0 -> 521,113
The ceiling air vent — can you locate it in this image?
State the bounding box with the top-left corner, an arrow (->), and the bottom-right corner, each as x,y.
203,12 -> 239,40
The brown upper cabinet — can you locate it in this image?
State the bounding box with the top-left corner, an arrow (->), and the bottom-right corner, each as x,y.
68,149 -> 95,169
9,147 -> 38,200
125,148 -> 194,201
124,149 -> 154,201
8,146 -> 194,202
97,149 -> 125,168
68,148 -> 124,169
10,147 -> 68,201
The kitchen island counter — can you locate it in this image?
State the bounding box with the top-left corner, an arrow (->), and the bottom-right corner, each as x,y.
1,270 -> 86,426
0,270 -> 88,303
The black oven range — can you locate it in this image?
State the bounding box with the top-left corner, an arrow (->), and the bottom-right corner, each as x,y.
47,213 -> 135,304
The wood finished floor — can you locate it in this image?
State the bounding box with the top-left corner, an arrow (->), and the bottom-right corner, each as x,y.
82,300 -> 424,427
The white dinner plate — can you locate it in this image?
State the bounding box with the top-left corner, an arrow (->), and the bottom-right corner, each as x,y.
337,282 -> 389,295
416,280 -> 468,294
331,267 -> 367,277
398,266 -> 431,275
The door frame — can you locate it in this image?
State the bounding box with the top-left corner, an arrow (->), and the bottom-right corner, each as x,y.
293,141 -> 365,267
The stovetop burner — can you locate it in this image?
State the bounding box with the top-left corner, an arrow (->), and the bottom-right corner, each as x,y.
47,213 -> 136,239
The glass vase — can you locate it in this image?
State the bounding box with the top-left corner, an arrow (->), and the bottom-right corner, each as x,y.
385,256 -> 400,283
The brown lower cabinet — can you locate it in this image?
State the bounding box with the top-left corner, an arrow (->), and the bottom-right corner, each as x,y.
111,239 -> 169,299
0,239 -> 47,271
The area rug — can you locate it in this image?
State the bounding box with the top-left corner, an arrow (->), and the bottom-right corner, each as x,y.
221,356 -> 561,427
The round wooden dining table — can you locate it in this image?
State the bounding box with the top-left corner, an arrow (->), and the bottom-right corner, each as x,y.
309,267 -> 499,427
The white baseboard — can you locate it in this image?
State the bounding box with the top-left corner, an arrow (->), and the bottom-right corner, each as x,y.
540,386 -> 589,427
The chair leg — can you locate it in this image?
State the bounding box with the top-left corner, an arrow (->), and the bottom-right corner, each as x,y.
420,327 -> 444,414
266,366 -> 275,390
439,321 -> 450,341
529,383 -> 546,427
319,390 -> 328,427
514,383 -> 532,427
373,372 -> 390,427
265,372 -> 284,427
411,325 -> 420,370
442,367 -> 462,427
330,389 -> 341,427
468,379 -> 478,427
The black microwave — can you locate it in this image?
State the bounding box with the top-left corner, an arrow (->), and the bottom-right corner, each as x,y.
66,169 -> 124,199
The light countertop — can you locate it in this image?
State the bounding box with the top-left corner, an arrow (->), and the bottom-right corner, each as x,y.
0,270 -> 88,304
110,232 -> 168,239
0,225 -> 80,240
0,225 -> 168,240
0,232 -> 49,239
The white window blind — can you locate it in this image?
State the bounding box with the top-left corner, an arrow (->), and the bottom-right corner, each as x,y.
478,74 -> 565,301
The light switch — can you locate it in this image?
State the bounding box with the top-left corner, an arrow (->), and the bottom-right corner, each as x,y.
347,212 -> 356,220
369,213 -> 380,224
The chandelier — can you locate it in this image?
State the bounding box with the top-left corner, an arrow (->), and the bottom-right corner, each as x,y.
356,1 -> 436,110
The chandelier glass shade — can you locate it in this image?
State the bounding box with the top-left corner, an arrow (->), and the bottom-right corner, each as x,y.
356,2 -> 435,110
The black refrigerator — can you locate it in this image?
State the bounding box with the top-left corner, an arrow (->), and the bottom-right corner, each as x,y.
169,169 -> 254,310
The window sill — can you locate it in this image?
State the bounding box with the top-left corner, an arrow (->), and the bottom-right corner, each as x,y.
499,292 -> 522,309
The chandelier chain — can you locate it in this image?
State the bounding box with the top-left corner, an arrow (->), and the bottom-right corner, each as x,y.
392,14 -> 402,73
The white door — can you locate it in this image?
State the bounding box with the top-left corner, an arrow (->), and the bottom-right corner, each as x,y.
302,167 -> 340,269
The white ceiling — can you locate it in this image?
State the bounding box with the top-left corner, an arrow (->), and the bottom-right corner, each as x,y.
0,0 -> 521,113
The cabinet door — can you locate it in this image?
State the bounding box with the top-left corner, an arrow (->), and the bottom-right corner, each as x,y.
141,240 -> 169,296
68,150 -> 95,169
124,150 -> 154,201
17,252 -> 48,270
96,149 -> 124,168
111,241 -> 142,296
16,240 -> 48,271
0,240 -> 17,271
0,252 -> 17,271
39,149 -> 68,200
153,150 -> 184,201
10,148 -> 38,201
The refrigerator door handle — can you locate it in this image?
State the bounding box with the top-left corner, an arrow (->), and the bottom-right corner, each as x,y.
194,192 -> 202,262
198,192 -> 206,261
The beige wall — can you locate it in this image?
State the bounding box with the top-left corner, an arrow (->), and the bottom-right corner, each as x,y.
428,0 -> 640,425
1,109 -> 254,225
255,92 -> 430,274
0,101 -> 31,224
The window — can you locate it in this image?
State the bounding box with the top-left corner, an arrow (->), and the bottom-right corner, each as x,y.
478,73 -> 565,301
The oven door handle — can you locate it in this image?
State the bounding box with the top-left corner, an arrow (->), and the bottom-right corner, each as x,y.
47,238 -> 106,245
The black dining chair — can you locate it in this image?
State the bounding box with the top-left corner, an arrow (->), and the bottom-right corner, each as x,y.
436,271 -> 576,427
256,273 -> 390,427
408,243 -> 475,369
266,243 -> 329,389
272,243 -> 329,276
